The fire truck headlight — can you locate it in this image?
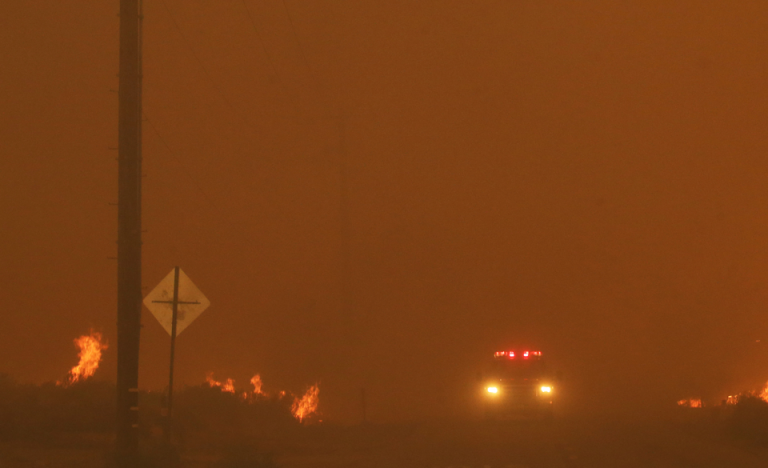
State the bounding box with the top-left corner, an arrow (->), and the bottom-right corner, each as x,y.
540,386 -> 552,393
487,386 -> 499,394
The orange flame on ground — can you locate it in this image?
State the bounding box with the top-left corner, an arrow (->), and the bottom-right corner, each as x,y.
677,398 -> 702,408
250,374 -> 265,395
59,331 -> 107,386
222,379 -> 235,393
719,381 -> 768,405
760,381 -> 768,402
205,372 -> 235,393
204,372 -> 320,422
292,384 -> 320,423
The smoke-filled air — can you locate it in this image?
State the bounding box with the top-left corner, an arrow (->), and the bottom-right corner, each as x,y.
6,1 -> 768,467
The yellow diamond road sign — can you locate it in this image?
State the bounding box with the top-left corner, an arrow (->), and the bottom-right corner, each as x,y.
143,268 -> 210,336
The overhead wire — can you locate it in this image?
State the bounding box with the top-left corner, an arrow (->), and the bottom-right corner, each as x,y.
143,112 -> 215,208
240,0 -> 280,81
157,0 -> 278,132
240,0 -> 307,119
281,0 -> 321,91
143,110 -> 264,259
141,1 -> 335,238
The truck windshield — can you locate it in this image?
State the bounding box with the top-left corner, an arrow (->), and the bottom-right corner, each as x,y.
490,360 -> 547,379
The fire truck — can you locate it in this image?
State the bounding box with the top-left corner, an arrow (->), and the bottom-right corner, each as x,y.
480,350 -> 556,418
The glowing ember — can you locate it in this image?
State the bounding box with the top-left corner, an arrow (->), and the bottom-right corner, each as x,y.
59,331 -> 107,386
205,372 -> 235,393
292,384 -> 320,423
677,398 -> 702,408
250,374 -> 265,395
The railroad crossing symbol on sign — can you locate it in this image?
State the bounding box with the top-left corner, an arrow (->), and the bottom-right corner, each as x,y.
143,267 -> 210,336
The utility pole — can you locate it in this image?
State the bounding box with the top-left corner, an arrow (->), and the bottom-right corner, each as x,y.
116,0 -> 142,463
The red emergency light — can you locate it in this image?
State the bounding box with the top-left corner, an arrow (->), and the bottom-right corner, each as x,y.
494,350 -> 542,359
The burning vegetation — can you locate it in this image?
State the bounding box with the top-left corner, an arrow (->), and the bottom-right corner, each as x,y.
677,381 -> 768,408
58,331 -> 107,386
250,374 -> 264,396
204,372 -> 320,423
724,382 -> 768,406
206,372 -> 235,393
677,398 -> 702,408
291,384 -> 320,423
52,331 -> 320,426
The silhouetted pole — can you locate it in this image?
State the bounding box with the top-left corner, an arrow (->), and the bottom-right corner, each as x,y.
166,267 -> 180,443
116,0 -> 143,463
146,266 -> 203,444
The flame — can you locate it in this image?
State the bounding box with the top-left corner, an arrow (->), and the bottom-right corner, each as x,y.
292,384 -> 320,423
720,381 -> 768,405
679,381 -> 768,408
205,372 -> 235,393
205,372 -> 219,388
760,381 -> 768,402
203,372 -> 321,423
222,379 -> 235,393
677,398 -> 702,408
59,331 -> 107,386
250,374 -> 265,395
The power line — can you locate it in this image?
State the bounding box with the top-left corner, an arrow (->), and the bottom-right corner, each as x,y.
281,0 -> 319,89
158,0 -> 278,132
240,0 -> 280,81
144,112 -> 215,208
240,0 -> 305,118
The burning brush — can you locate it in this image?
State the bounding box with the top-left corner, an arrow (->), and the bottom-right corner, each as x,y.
205,372 -> 235,393
204,372 -> 320,423
58,331 -> 107,386
677,398 -> 702,408
724,382 -> 768,405
678,381 -> 768,407
291,384 -> 320,423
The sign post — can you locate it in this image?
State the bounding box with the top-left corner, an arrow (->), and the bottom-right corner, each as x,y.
144,267 -> 210,443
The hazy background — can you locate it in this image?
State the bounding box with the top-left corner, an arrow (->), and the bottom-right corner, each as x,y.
2,0 -> 768,422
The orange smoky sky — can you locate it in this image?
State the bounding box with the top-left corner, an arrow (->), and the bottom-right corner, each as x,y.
3,1 -> 768,421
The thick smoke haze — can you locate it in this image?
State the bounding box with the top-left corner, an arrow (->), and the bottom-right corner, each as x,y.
3,1 -> 768,422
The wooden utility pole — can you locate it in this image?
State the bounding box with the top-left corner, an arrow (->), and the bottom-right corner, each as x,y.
116,0 -> 143,463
